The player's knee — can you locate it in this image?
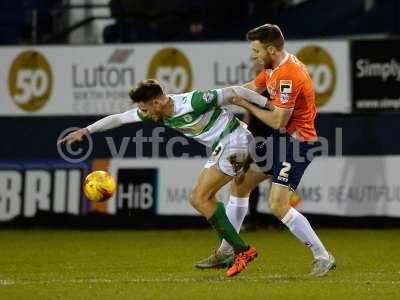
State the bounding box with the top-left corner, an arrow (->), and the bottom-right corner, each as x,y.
190,186 -> 209,208
190,188 -> 199,207
231,177 -> 252,197
233,186 -> 251,197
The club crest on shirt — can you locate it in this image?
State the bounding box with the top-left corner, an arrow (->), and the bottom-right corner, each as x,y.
280,93 -> 289,103
280,80 -> 292,93
183,114 -> 193,123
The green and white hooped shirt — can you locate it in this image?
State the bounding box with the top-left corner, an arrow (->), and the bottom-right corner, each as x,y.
134,89 -> 240,149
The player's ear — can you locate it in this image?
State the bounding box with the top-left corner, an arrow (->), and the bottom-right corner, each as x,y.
155,95 -> 167,106
151,98 -> 158,107
267,45 -> 275,55
152,98 -> 162,108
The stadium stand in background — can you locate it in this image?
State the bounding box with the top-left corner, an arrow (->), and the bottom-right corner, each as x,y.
1,0 -> 399,45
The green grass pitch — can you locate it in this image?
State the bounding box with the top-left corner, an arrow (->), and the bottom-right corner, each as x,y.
0,229 -> 399,299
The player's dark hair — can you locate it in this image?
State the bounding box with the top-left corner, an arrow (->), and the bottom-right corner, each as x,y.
129,79 -> 164,103
246,24 -> 284,50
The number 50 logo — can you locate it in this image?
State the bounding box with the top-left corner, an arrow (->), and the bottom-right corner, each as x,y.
8,50 -> 53,111
147,48 -> 192,94
296,45 -> 336,108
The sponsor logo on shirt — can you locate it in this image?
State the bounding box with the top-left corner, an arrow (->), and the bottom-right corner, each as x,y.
280,80 -> 292,93
212,145 -> 222,157
202,91 -> 214,103
277,175 -> 289,182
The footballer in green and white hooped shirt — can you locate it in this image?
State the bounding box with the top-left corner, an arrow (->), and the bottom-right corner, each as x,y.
58,79 -> 269,277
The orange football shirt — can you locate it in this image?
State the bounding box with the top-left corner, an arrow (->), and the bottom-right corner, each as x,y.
254,54 -> 317,141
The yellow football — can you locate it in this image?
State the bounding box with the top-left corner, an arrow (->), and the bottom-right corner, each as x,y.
83,170 -> 116,202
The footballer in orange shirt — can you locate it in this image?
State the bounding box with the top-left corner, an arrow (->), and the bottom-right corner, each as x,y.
253,53 -> 317,141
196,24 -> 336,277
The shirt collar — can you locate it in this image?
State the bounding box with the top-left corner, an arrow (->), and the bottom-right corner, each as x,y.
267,52 -> 290,77
275,52 -> 290,69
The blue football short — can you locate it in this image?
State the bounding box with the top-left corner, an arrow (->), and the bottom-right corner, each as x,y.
253,130 -> 320,191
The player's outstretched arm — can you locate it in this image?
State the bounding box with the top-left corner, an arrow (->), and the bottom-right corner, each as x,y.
231,90 -> 292,129
242,81 -> 266,94
57,109 -> 140,145
220,86 -> 274,110
57,127 -> 89,145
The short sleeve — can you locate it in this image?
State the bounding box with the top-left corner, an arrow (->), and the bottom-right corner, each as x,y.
254,71 -> 267,89
271,77 -> 302,109
191,90 -> 219,112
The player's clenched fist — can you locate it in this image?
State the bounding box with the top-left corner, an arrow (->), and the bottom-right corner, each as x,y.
230,90 -> 247,107
57,128 -> 89,145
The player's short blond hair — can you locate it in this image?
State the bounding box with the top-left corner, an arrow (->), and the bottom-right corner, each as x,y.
246,24 -> 284,50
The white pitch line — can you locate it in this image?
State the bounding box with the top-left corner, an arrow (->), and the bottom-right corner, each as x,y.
0,275 -> 399,286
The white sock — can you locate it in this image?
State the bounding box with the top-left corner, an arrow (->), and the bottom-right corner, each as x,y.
282,207 -> 329,260
218,196 -> 249,254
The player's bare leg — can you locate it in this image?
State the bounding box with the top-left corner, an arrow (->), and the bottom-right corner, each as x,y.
219,166 -> 269,252
269,183 -> 336,277
195,165 -> 267,269
190,166 -> 257,276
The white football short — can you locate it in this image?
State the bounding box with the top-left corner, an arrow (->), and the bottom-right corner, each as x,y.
204,123 -> 253,177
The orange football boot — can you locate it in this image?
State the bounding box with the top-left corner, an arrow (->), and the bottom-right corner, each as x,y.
226,245 -> 257,277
